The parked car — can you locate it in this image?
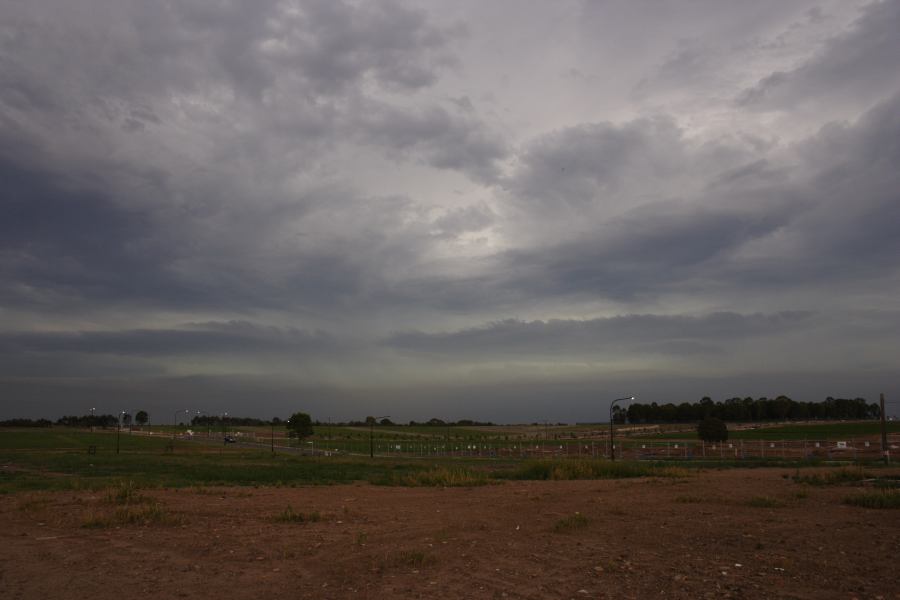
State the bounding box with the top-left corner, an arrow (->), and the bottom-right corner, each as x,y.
224,435 -> 237,444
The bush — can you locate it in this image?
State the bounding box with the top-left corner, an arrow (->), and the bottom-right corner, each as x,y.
697,417 -> 728,443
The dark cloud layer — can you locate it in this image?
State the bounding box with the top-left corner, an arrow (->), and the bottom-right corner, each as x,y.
386,312 -> 814,357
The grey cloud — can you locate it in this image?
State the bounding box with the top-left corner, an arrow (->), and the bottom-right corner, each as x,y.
430,204 -> 495,239
508,117 -> 688,212
494,201 -> 792,302
1,1 -> 899,421
738,1 -> 900,109
354,101 -> 507,183
385,312 -> 814,358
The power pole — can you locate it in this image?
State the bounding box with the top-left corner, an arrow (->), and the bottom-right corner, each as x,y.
880,393 -> 889,465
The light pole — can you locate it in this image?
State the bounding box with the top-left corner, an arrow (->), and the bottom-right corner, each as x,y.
173,409 -> 188,441
609,396 -> 634,461
195,410 -> 210,438
90,407 -> 96,433
370,415 -> 390,458
116,410 -> 125,454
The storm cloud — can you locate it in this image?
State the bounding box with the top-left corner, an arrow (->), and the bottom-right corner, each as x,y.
1,0 -> 898,421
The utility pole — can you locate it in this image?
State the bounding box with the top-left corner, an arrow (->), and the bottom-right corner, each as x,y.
881,393 -> 889,465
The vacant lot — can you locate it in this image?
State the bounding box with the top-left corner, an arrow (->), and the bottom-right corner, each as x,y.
1,467 -> 898,600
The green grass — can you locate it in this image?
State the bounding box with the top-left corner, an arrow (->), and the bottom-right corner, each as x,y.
504,459 -> 688,480
553,512 -> 590,533
3,428 -> 889,495
0,429 -> 178,451
842,490 -> 900,509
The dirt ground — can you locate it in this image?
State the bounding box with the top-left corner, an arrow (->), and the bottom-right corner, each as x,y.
1,468 -> 898,600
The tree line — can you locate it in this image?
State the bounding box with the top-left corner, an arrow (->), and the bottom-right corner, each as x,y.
619,396 -> 880,424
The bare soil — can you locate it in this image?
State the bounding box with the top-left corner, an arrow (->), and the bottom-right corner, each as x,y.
1,468 -> 898,599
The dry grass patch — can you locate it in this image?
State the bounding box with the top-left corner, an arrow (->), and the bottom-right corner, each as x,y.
272,505 -> 322,523
385,466 -> 491,487
746,496 -> 786,508
82,502 -> 184,528
843,490 -> 900,509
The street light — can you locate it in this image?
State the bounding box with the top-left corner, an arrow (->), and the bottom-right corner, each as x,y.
90,407 -> 96,433
116,410 -> 125,455
196,410 -> 211,438
173,409 -> 188,441
609,396 -> 634,461
370,415 -> 390,458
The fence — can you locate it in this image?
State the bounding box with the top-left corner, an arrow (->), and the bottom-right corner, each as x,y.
259,433 -> 899,462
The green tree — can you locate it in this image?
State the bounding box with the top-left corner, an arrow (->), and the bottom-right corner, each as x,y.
286,412 -> 314,440
135,410 -> 149,426
697,417 -> 728,443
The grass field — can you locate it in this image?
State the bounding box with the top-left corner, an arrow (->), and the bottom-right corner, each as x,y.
3,424 -> 897,495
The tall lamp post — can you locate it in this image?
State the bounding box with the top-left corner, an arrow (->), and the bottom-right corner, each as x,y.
90,407 -> 96,433
196,410 -> 210,438
173,409 -> 188,441
609,396 -> 634,461
116,410 -> 125,454
370,415 -> 390,458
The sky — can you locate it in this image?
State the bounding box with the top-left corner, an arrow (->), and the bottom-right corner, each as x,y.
1,0 -> 899,422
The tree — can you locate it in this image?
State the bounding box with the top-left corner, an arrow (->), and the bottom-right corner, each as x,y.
135,410 -> 149,426
697,417 -> 728,443
286,412 -> 313,440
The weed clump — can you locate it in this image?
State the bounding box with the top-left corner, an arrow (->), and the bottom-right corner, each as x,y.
746,496 -> 785,508
382,549 -> 438,569
105,480 -> 151,505
272,505 -> 322,523
553,512 -> 590,533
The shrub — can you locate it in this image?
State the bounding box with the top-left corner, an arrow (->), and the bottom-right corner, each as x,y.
697,417 -> 728,443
